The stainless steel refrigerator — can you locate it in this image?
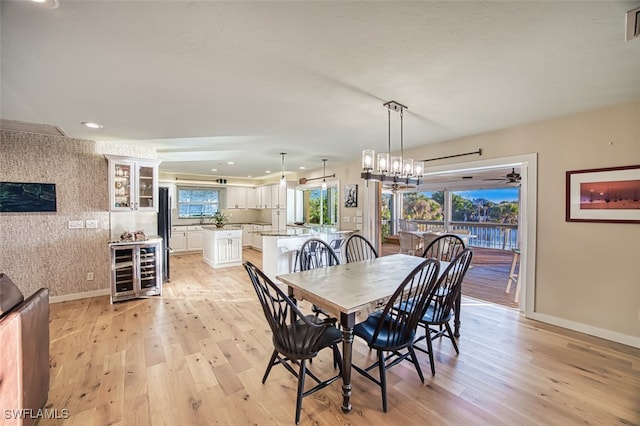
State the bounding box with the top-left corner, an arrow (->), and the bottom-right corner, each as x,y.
157,187 -> 171,282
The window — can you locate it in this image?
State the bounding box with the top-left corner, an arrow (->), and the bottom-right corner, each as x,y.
451,188 -> 519,223
294,181 -> 339,226
402,191 -> 444,221
177,187 -> 220,218
304,187 -> 338,226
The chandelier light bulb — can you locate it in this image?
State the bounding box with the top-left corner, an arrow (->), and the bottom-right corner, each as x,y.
362,149 -> 375,171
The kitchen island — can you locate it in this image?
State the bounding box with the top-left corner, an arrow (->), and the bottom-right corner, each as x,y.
262,228 -> 356,278
202,226 -> 243,269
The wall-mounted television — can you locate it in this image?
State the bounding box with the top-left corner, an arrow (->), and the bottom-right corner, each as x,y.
0,182 -> 57,213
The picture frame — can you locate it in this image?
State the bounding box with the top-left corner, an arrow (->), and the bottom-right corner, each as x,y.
344,184 -> 358,208
565,165 -> 640,223
0,182 -> 57,213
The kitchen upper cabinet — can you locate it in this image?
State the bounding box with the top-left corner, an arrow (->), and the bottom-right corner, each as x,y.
246,188 -> 258,209
257,186 -> 272,209
226,187 -> 247,209
254,184 -> 287,209
106,155 -> 161,212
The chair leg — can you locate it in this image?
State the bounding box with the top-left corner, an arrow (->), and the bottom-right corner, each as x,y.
332,344 -> 342,372
444,323 -> 459,355
262,350 -> 279,384
407,345 -> 424,383
425,330 -> 436,376
295,360 -> 307,425
377,350 -> 388,412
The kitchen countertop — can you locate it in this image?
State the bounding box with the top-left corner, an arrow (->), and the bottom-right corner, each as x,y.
172,222 -> 271,227
108,236 -> 163,246
260,229 -> 355,237
201,226 -> 242,231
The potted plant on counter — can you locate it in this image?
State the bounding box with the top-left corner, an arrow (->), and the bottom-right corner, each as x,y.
212,211 -> 228,228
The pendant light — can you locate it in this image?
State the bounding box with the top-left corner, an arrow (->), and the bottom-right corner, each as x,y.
321,159 -> 328,190
279,152 -> 287,187
361,101 -> 424,186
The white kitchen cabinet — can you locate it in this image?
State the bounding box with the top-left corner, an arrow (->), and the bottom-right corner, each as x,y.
110,239 -> 162,303
246,188 -> 258,209
251,224 -> 271,251
271,184 -> 287,209
186,225 -> 204,251
271,209 -> 286,230
257,186 -> 272,209
226,187 -> 247,209
169,226 -> 187,253
241,224 -> 252,247
106,155 -> 161,212
203,229 -> 243,269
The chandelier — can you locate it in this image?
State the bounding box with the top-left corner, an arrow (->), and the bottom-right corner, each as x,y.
361,101 -> 424,188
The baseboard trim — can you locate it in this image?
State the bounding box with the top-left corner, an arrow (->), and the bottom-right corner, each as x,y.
50,288 -> 110,304
528,311 -> 640,349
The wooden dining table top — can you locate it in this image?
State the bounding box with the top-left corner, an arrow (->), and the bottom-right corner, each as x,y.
277,254 -> 443,317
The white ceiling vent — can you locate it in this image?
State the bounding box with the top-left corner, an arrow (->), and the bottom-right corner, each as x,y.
626,7 -> 640,41
0,119 -> 67,137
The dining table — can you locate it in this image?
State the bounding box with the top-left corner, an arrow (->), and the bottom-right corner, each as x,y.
276,253 -> 450,413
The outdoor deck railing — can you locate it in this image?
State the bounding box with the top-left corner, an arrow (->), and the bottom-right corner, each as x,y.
406,220 -> 519,250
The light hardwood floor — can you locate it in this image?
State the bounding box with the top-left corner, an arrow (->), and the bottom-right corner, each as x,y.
43,249 -> 640,425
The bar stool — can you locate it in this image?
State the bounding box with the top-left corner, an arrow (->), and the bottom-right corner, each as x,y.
505,248 -> 521,302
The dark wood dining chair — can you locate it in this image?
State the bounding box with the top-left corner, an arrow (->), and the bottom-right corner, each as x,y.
414,248 -> 474,376
352,258 -> 440,412
243,261 -> 342,424
298,238 -> 340,318
299,238 -> 340,271
344,234 -> 378,263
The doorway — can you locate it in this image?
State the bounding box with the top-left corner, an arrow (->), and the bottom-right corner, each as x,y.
372,153 -> 537,315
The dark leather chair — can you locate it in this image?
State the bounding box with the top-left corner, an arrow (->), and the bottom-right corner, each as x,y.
244,262 -> 342,424
344,234 -> 378,263
415,248 -> 474,376
352,258 -> 440,412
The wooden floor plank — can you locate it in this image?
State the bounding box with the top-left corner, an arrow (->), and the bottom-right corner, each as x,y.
40,248 -> 640,425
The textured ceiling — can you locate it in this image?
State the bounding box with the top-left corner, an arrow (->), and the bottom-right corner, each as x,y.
2,1 -> 639,182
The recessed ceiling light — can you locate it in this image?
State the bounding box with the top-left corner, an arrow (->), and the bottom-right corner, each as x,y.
265,170 -> 271,174
227,161 -> 234,165
31,0 -> 59,8
211,168 -> 217,172
81,121 -> 103,129
247,175 -> 252,178
299,166 -> 306,170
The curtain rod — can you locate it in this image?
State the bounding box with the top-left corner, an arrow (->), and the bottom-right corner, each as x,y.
421,149 -> 482,162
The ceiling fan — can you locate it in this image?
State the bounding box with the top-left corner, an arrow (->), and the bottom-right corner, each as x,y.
483,168 -> 521,185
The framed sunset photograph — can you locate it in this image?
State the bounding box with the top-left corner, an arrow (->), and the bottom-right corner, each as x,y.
566,165 -> 640,223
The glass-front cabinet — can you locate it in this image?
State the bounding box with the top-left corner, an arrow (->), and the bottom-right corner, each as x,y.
106,155 -> 161,211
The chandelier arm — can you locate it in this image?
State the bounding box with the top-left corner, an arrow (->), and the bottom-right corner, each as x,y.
388,108 -> 391,159
400,107 -> 404,163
